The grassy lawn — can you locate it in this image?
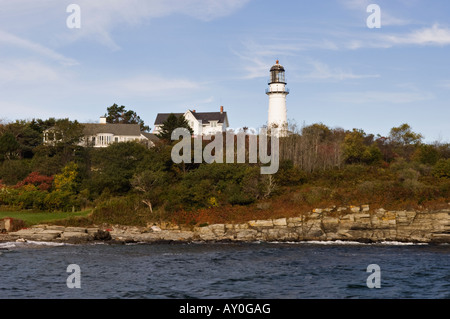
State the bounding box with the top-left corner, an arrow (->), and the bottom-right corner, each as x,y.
0,210 -> 93,227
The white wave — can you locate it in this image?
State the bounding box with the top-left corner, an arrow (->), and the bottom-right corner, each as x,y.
377,241 -> 428,246
269,240 -> 428,246
24,241 -> 67,247
0,242 -> 17,249
0,241 -> 69,249
284,240 -> 365,245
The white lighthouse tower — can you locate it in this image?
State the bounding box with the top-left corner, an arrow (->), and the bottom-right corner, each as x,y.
266,60 -> 289,133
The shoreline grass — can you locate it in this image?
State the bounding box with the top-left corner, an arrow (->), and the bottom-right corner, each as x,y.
0,210 -> 93,227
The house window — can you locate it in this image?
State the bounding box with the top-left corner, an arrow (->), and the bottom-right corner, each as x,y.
115,137 -> 118,143
210,121 -> 217,128
92,137 -> 96,145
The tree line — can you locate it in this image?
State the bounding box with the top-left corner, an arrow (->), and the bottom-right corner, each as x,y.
1,109 -> 449,225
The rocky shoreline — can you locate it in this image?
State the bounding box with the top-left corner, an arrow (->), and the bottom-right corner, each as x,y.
1,205 -> 450,245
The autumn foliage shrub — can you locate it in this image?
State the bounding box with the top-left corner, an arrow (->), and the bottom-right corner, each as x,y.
14,172 -> 53,191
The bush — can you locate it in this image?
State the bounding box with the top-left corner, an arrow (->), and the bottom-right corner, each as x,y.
228,189 -> 255,206
0,160 -> 31,185
90,195 -> 151,226
275,160 -> 307,186
299,187 -> 332,205
414,144 -> 440,165
44,191 -> 80,212
432,159 -> 450,178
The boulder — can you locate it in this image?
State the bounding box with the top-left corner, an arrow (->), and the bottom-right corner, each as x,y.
287,217 -> 302,227
93,229 -> 112,241
151,226 -> 162,232
87,228 -> 100,235
160,231 -> 195,241
61,232 -> 90,240
209,224 -> 226,235
235,229 -> 258,241
1,218 -> 26,232
321,217 -> 339,233
273,218 -> 287,227
64,227 -> 87,233
197,226 -> 216,241
46,225 -> 66,232
248,220 -> 273,228
350,206 -> 361,213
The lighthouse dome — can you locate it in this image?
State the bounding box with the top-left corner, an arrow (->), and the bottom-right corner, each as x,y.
269,60 -> 286,84
270,63 -> 285,72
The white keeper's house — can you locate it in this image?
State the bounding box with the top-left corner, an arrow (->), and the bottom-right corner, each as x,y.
43,117 -> 159,148
153,106 -> 229,136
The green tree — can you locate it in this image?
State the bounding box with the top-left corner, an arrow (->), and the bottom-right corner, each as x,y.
2,120 -> 42,159
0,159 -> 31,185
343,129 -> 382,165
32,119 -> 84,173
432,159 -> 450,178
54,162 -> 80,193
389,124 -> 423,146
343,129 -> 366,164
105,104 -> 150,132
301,123 -> 332,141
413,144 -> 440,165
389,124 -> 423,160
0,132 -> 20,160
362,144 -> 383,165
131,170 -> 169,213
89,141 -> 150,195
156,113 -> 193,141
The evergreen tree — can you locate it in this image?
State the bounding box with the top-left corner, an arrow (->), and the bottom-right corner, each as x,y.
105,104 -> 150,132
0,132 -> 20,160
156,113 -> 193,141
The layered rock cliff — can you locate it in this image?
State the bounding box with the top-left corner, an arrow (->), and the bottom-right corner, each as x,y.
4,205 -> 450,244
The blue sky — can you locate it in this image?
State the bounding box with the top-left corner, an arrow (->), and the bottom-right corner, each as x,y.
1,0 -> 450,142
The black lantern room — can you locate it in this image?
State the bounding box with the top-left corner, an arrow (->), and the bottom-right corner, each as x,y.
269,60 -> 286,84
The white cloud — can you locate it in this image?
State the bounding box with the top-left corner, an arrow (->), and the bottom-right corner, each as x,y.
0,29 -> 78,66
104,75 -> 200,96
303,60 -> 380,81
384,24 -> 450,46
331,90 -> 434,104
0,60 -> 63,85
231,39 -> 333,80
0,0 -> 251,50
439,80 -> 450,89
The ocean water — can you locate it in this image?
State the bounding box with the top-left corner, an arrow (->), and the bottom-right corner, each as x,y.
0,241 -> 449,299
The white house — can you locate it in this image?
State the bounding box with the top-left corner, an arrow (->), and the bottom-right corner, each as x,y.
153,106 -> 229,136
43,117 -> 159,148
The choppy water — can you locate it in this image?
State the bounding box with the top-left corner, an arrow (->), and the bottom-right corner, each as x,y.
0,241 -> 449,299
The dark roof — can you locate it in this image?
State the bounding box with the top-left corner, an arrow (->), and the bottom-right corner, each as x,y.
154,113 -> 184,125
82,123 -> 142,136
141,132 -> 160,142
270,64 -> 285,72
154,111 -> 228,125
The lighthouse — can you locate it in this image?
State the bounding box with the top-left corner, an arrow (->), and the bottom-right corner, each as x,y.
266,60 -> 289,132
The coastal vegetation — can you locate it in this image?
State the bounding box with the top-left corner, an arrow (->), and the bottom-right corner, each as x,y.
0,110 -> 449,227
0,209 -> 92,227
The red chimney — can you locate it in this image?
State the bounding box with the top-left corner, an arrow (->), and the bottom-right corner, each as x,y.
220,106 -> 224,114
193,110 -> 196,113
